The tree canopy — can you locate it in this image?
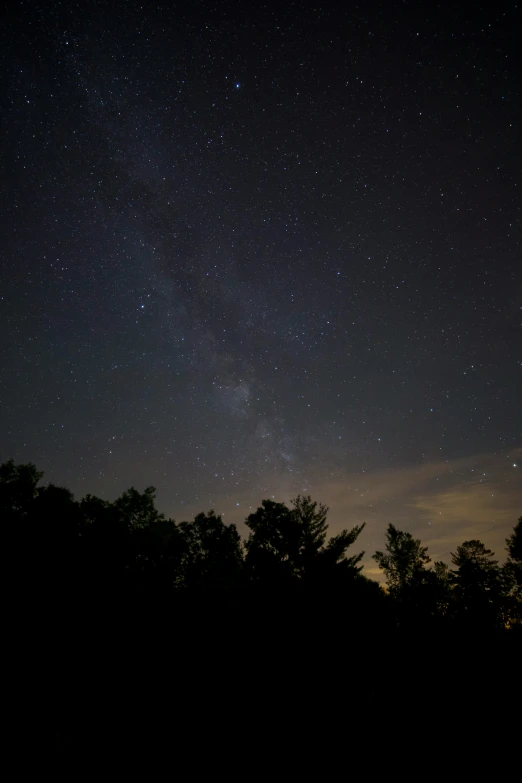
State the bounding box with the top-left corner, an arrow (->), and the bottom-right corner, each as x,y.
245,494 -> 365,584
372,523 -> 431,597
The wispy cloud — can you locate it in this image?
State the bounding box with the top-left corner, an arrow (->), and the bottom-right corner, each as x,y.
175,447 -> 522,579
315,448 -> 521,574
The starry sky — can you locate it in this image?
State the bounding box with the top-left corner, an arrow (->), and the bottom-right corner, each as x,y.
1,1 -> 520,575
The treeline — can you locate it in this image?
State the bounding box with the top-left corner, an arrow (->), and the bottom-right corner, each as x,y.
4,459 -> 521,760
3,459 -> 521,631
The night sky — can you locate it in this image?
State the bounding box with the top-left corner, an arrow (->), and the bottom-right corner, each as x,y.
1,1 -> 520,576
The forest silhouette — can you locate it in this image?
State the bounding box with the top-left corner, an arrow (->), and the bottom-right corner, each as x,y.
4,459 -> 520,763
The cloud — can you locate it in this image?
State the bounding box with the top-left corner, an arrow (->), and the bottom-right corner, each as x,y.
175,447 -> 522,581
309,447 -> 522,576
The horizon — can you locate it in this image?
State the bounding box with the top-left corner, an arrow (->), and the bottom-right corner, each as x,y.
12,445 -> 521,582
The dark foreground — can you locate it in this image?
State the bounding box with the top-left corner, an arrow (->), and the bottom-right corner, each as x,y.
17,600 -> 521,770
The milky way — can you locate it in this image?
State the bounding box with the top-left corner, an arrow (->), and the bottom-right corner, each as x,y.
1,1 -> 520,569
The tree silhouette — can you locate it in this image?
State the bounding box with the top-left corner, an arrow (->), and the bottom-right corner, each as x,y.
245,494 -> 365,584
451,540 -> 503,629
373,523 -> 431,598
3,457 -> 519,673
4,456 -> 520,762
422,560 -> 454,620
177,510 -> 243,593
0,459 -> 43,523
371,524 -> 460,625
503,518 -> 522,625
506,517 -> 522,565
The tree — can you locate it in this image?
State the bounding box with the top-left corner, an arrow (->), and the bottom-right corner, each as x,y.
373,524 -> 431,599
0,459 -> 43,523
371,525 -> 455,625
245,499 -> 296,582
451,540 -> 502,629
80,492 -> 132,578
451,539 -> 499,586
29,483 -> 86,607
503,517 -> 522,625
112,486 -> 164,530
32,483 -> 84,556
245,495 -> 364,583
177,510 -> 243,592
78,486 -> 172,606
506,517 -> 522,565
421,560 -> 454,619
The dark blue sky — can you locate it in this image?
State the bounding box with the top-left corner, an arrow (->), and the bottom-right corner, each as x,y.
1,0 -> 520,572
